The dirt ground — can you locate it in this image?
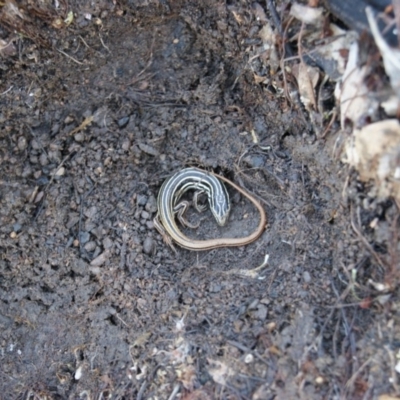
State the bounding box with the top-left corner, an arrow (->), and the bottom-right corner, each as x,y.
0,1 -> 399,399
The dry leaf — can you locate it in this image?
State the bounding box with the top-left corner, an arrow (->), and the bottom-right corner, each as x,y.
132,332 -> 151,347
176,365 -> 197,390
292,63 -> 319,110
231,10 -> 244,24
290,3 -> 324,25
0,38 -> 16,57
251,2 -> 267,22
207,359 -> 233,386
336,41 -> 379,128
309,24 -> 357,81
343,119 -> 400,201
259,22 -> 279,74
366,7 -> 400,98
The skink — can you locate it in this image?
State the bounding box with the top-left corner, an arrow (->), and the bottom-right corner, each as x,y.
153,167 -> 267,251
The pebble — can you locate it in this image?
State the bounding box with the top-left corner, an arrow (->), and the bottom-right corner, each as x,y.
31,139 -> 40,150
103,237 -> 113,249
248,299 -> 259,310
79,231 -> 90,244
74,132 -> 84,142
13,223 -> 21,232
71,259 -> 87,275
49,150 -> 61,163
89,266 -> 101,275
55,167 -> 65,176
244,154 -> 265,168
303,271 -> 311,283
84,241 -> 96,252
36,176 -> 49,185
18,136 -> 27,151
20,165 -> 31,178
244,354 -> 254,364
145,195 -> 158,213
146,221 -> 154,229
40,153 -> 48,166
64,115 -> 74,124
254,304 -> 268,320
92,107 -> 109,126
84,206 -> 98,219
132,235 -> 141,246
209,283 -> 221,293
121,138 -> 130,151
90,250 -> 110,266
51,123 -> 60,135
143,237 -> 155,255
137,194 -> 148,206
141,210 -> 150,220
138,142 -> 159,156
117,116 -> 130,128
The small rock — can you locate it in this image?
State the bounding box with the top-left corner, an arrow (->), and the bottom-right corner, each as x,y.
51,123 -> 60,135
244,354 -> 254,363
34,191 -> 44,203
84,241 -> 96,252
66,215 -> 79,229
64,115 -> 74,124
260,297 -> 270,305
13,223 -> 21,232
143,237 -> 155,255
92,107 -> 109,126
141,210 -> 150,220
138,142 -> 159,156
36,176 -> 49,185
21,165 -> 31,178
74,365 -> 83,380
254,304 -> 268,320
137,195 -> 148,206
48,150 -> 61,163
18,136 -> 27,151
79,231 -> 90,244
54,166 -> 65,176
85,222 -> 96,232
248,299 -> 259,310
209,283 -> 221,293
84,206 -> 98,219
145,195 -> 158,213
31,139 -> 40,150
244,154 -> 265,168
71,259 -> 87,275
74,132 -> 84,142
90,250 -> 110,266
121,138 -> 130,151
146,220 -> 154,229
132,235 -> 141,246
89,266 -> 101,275
117,116 -> 130,128
303,271 -> 311,283
40,153 -> 48,166
103,237 -> 113,249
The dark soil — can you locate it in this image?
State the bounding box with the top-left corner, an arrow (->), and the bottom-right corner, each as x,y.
0,1 -> 399,399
